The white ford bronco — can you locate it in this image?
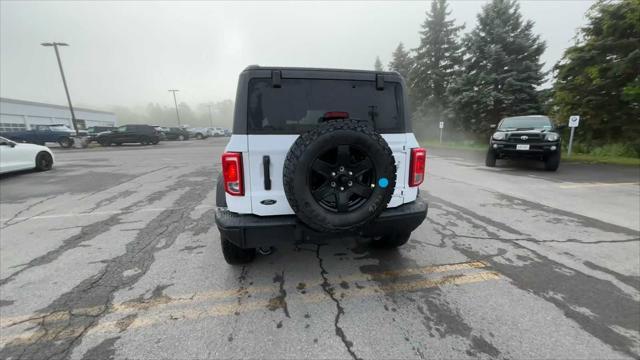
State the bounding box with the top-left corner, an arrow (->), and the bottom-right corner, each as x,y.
215,66 -> 428,264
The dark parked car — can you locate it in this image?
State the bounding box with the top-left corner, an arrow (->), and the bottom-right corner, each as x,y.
0,124 -> 83,148
152,126 -> 169,140
96,124 -> 160,146
164,127 -> 190,141
87,126 -> 117,142
486,115 -> 562,171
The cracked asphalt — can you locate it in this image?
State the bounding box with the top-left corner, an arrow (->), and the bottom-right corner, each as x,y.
1,138 -> 639,359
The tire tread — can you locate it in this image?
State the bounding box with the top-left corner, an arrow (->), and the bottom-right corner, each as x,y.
283,119 -> 396,232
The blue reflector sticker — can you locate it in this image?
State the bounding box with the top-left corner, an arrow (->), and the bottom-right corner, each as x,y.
378,177 -> 389,188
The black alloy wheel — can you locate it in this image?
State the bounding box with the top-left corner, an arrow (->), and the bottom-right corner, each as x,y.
35,152 -> 53,171
309,144 -> 375,213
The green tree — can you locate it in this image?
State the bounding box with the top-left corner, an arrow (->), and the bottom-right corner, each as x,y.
388,42 -> 413,81
451,0 -> 546,134
410,0 -> 464,134
374,56 -> 384,71
553,0 -> 640,147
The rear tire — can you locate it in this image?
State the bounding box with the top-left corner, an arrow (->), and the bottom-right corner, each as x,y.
485,149 -> 497,167
372,232 -> 411,248
283,119 -> 396,232
221,237 -> 256,265
544,152 -> 560,171
35,152 -> 53,171
178,135 -> 185,141
58,137 -> 72,148
195,133 -> 203,140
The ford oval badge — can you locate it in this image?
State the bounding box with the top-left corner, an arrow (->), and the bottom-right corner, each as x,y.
261,199 -> 277,205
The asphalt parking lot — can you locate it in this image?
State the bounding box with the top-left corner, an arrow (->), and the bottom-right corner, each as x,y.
1,138 -> 639,359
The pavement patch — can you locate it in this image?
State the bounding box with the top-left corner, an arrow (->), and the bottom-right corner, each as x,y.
0,169 -> 214,360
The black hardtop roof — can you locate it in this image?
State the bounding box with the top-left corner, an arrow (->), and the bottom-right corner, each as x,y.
241,65 -> 403,81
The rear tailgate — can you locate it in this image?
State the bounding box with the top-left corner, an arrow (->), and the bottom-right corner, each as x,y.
246,133 -> 407,216
382,133 -> 408,208
246,134 -> 298,216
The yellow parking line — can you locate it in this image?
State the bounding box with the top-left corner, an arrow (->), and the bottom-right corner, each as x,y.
558,182 -> 639,189
1,271 -> 500,346
0,260 -> 487,328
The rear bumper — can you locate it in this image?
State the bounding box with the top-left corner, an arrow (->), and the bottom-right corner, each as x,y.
215,197 -> 428,249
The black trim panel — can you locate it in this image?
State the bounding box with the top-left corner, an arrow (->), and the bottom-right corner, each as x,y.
263,155 -> 271,190
215,197 -> 428,248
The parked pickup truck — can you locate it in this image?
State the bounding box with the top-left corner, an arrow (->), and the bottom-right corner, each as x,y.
0,124 -> 85,148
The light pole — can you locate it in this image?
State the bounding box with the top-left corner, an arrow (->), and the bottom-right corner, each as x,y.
41,42 -> 79,136
168,89 -> 181,127
207,104 -> 214,128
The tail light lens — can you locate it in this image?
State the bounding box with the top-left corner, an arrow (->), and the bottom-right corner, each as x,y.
222,152 -> 244,196
323,111 -> 349,120
409,148 -> 426,187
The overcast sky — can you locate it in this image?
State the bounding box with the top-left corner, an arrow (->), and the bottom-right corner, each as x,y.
1,0 -> 595,110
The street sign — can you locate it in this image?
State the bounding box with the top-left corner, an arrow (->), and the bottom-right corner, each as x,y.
439,121 -> 444,129
569,115 -> 580,128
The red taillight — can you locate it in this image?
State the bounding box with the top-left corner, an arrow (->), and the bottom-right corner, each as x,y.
222,152 -> 244,196
323,111 -> 349,120
409,148 -> 426,187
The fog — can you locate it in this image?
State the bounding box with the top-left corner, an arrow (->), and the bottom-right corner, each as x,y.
1,1 -> 594,111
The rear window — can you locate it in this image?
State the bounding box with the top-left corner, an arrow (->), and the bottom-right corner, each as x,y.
247,78 -> 404,134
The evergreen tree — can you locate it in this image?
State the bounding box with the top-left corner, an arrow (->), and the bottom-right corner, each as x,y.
451,0 -> 546,134
553,0 -> 640,147
410,0 -> 464,128
388,42 -> 413,81
374,56 -> 384,71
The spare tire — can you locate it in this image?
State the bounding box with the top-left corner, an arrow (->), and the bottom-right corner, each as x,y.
283,119 -> 396,232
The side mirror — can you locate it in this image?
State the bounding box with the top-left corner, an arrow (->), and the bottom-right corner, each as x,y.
490,124 -> 497,129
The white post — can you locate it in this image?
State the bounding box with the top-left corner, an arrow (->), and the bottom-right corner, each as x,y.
567,127 -> 575,156
567,115 -> 580,156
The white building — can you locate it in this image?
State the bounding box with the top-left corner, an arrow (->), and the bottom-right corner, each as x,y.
0,97 -> 117,132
